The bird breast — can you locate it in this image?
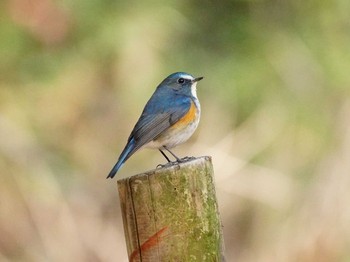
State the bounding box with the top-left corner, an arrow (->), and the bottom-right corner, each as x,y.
146,98 -> 200,149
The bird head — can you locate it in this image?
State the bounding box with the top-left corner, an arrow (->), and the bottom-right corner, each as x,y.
160,72 -> 203,98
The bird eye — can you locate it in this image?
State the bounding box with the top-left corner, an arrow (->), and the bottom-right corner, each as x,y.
177,78 -> 185,84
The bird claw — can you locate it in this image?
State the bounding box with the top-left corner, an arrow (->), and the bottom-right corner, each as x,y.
156,156 -> 195,169
178,156 -> 195,162
156,161 -> 177,169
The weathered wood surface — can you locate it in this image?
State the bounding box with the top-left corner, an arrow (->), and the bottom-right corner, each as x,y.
117,156 -> 225,261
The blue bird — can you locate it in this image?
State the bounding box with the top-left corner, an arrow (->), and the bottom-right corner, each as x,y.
107,72 -> 203,178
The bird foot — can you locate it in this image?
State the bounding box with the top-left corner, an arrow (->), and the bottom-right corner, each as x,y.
156,161 -> 177,169
178,156 -> 195,162
156,156 -> 195,169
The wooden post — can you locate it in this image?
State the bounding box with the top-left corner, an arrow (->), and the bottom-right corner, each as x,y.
117,156 -> 225,261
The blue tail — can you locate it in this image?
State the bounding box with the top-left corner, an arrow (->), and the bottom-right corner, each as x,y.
107,139 -> 135,179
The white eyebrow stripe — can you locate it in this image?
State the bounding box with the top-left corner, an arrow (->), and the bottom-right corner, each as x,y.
178,74 -> 194,80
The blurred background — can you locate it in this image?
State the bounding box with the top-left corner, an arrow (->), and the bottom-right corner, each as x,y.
1,0 -> 350,261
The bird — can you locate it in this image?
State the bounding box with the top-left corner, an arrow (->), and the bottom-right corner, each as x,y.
107,72 -> 203,178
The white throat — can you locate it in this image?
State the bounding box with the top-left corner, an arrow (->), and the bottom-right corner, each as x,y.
191,82 -> 198,98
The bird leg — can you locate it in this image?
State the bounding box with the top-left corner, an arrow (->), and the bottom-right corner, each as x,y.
157,147 -> 195,169
163,147 -> 181,162
159,149 -> 171,162
156,147 -> 179,169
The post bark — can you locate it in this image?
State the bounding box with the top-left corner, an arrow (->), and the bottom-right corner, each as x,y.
117,156 -> 224,261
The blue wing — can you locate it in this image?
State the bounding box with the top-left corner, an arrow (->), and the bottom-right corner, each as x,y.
107,89 -> 191,178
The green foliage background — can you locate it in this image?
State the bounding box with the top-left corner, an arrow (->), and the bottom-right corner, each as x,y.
1,0 -> 350,261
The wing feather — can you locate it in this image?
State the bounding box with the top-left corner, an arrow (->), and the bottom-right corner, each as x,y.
124,95 -> 191,159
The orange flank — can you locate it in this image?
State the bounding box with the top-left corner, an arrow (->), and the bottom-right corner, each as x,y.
129,226 -> 168,261
172,101 -> 197,128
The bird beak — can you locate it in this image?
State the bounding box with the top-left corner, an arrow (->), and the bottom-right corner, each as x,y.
193,76 -> 204,83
